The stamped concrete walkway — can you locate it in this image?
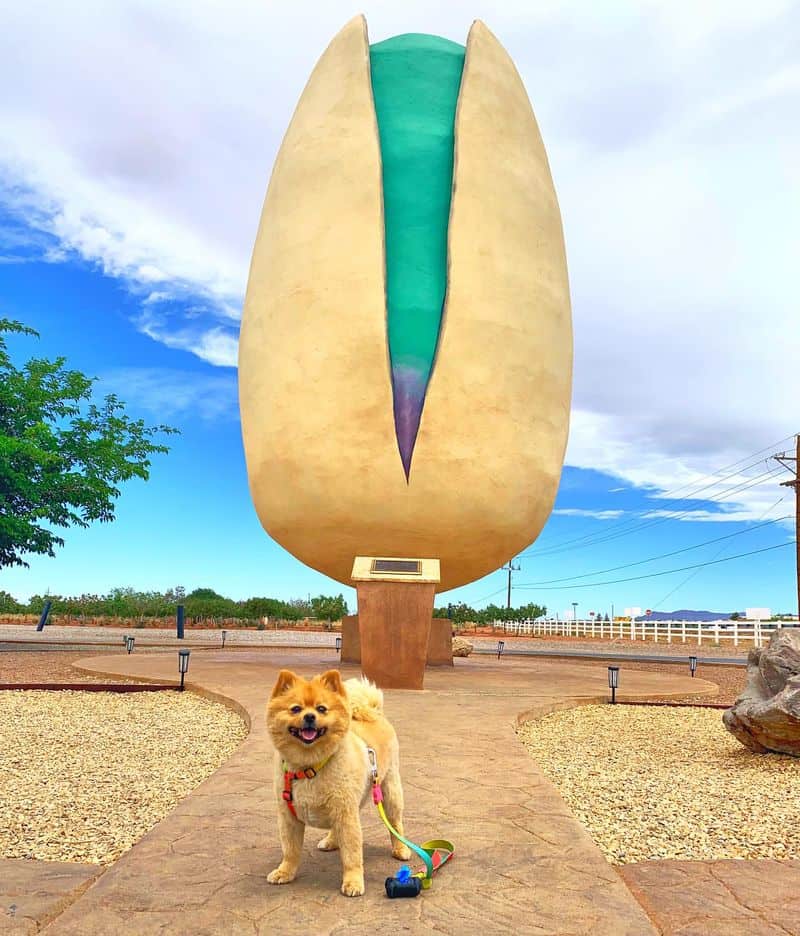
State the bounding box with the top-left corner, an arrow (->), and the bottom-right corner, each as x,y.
621,859 -> 800,935
35,650 -> 712,935
1,858 -> 99,935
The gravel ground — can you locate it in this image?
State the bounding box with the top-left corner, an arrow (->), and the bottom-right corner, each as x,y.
518,705 -> 800,865
0,691 -> 247,864
0,650 -> 143,685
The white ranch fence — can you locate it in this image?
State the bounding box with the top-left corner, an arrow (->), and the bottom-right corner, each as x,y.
494,617 -> 796,648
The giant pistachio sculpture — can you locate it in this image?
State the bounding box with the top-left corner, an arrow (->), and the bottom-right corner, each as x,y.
239,16 -> 572,592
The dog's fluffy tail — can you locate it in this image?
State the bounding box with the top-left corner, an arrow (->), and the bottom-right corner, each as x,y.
344,676 -> 384,722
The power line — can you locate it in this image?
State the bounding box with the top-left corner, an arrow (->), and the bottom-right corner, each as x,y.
522,436 -> 794,557
513,541 -> 794,591
519,514 -> 792,585
524,466 -> 785,559
626,435 -> 795,501
519,435 -> 795,558
469,586 -> 507,605
530,466 -> 783,557
647,496 -> 786,610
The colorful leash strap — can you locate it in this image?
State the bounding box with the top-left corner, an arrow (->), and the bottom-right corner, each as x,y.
367,748 -> 455,894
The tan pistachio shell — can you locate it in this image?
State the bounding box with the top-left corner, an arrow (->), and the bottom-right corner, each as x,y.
238,15 -> 572,592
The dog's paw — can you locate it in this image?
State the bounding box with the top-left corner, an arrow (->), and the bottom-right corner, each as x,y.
392,843 -> 412,861
341,875 -> 365,897
267,867 -> 296,885
317,833 -> 339,851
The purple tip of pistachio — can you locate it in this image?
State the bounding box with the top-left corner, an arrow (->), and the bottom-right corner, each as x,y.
392,365 -> 429,481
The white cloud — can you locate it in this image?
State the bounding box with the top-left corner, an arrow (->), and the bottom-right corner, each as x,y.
552,508 -> 625,520
97,367 -> 238,422
0,0 -> 798,504
566,409 -> 793,521
137,310 -> 239,367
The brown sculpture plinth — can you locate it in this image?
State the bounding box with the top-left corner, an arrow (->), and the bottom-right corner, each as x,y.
351,557 -> 441,690
341,616 -> 453,668
340,614 -> 361,664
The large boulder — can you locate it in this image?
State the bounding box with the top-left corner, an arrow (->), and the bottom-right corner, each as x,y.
452,636 -> 473,657
723,629 -> 800,756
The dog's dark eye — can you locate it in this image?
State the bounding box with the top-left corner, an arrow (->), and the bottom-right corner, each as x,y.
316,705 -> 327,714
290,705 -> 302,714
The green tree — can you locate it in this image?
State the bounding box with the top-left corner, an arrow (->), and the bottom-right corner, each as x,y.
287,598 -> 311,620
310,594 -> 348,623
0,590 -> 23,612
241,596 -> 286,619
440,602 -> 477,625
184,588 -> 236,621
0,319 -> 178,569
186,588 -> 226,602
516,602 -> 546,620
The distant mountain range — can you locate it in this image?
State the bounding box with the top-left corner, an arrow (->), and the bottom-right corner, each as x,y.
633,609 -> 731,622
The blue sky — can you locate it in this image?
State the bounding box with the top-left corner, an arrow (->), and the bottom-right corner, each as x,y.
1,1 -> 798,615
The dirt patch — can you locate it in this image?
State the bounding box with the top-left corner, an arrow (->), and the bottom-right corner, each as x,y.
0,650 -> 142,685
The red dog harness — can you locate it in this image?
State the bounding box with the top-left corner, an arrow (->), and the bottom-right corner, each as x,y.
281,756 -> 331,818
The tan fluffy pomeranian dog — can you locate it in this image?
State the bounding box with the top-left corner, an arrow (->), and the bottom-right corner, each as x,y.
266,669 -> 411,896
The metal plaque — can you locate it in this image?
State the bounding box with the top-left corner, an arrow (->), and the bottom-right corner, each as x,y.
370,559 -> 422,575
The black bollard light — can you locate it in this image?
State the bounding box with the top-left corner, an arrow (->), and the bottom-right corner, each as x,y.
689,655 -> 698,678
126,636 -> 135,654
176,604 -> 185,640
178,649 -> 191,691
221,629 -> 227,649
608,665 -> 619,704
335,636 -> 342,653
497,640 -> 505,659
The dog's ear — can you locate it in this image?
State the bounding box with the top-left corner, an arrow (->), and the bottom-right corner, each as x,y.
319,670 -> 345,696
271,669 -> 298,698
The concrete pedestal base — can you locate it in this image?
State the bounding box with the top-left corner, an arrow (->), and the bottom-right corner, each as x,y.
340,614 -> 361,664
354,581 -> 436,689
341,616 -> 453,669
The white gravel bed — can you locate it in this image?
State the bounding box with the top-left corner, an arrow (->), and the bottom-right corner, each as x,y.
518,705 -> 800,865
0,690 -> 247,864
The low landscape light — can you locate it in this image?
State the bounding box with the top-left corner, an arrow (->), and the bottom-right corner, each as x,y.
335,636 -> 342,653
497,640 -> 505,659
689,655 -> 698,678
125,636 -> 135,654
608,665 -> 620,704
178,649 -> 191,691
221,629 -> 227,649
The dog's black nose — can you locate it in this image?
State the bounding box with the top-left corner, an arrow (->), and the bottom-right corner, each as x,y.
303,712 -> 316,725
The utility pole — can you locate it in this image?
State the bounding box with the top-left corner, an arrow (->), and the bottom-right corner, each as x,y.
502,559 -> 521,609
774,433 -> 800,621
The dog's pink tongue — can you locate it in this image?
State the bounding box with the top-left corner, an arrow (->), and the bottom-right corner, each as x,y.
301,728 -> 317,741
